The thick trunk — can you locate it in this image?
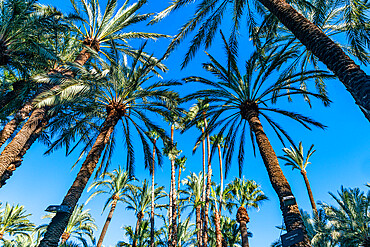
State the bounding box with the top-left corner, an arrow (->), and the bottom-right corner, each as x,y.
257,0 -> 370,121
301,170 -> 318,216
218,144 -> 223,214
97,200 -> 117,247
0,119 -> 46,187
0,102 -> 33,149
203,118 -> 212,247
151,139 -> 156,247
246,112 -> 310,246
0,107 -> 46,181
214,201 -> 223,247
196,205 -> 202,247
38,112 -> 119,247
133,211 -> 144,247
236,207 -> 250,247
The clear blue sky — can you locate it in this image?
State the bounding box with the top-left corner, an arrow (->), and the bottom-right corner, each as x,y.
1,0 -> 369,246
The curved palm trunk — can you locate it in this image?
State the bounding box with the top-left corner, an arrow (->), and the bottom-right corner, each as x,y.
257,0 -> 370,121
301,170 -> 318,216
203,118 -> 212,247
97,200 -> 117,247
196,204 -> 202,247
133,211 -> 144,247
236,207 -> 250,247
217,144 -> 223,213
245,111 -> 310,247
38,111 -> 119,247
151,139 -> 156,247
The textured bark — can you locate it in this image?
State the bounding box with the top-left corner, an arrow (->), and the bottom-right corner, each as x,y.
170,124 -> 178,247
151,139 -> 156,247
60,232 -> 70,244
97,200 -> 117,247
301,170 -> 318,216
133,211 -> 144,247
38,108 -> 120,247
257,0 -> 370,121
0,102 -> 33,149
217,144 -> 223,213
244,109 -> 310,247
0,107 -> 46,181
203,118 -> 212,247
196,205 -> 202,247
236,207 -> 250,247
214,202 -> 223,247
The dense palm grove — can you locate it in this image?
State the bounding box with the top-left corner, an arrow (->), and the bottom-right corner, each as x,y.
0,0 -> 369,246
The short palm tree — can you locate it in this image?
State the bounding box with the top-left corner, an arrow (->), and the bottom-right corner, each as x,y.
0,203 -> 34,241
86,166 -> 134,247
279,142 -> 318,215
321,187 -> 370,247
42,204 -> 96,246
118,220 -> 163,247
37,50 -> 178,247
226,178 -> 268,247
183,36 -> 331,246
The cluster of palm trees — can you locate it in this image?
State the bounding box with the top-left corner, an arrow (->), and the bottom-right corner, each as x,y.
0,0 -> 369,246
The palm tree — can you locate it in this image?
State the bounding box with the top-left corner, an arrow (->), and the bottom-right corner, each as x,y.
279,142 -> 318,215
219,216 -> 241,247
118,220 -> 163,247
125,179 -> 166,247
183,36 -> 331,246
150,0 -> 370,121
86,166 -> 134,247
42,204 -> 96,245
37,50 -> 178,247
226,178 -> 268,247
321,186 -> 370,247
175,155 -> 187,222
0,0 -> 170,186
0,203 -> 34,241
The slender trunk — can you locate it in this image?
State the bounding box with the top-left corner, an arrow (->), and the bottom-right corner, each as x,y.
236,207 -> 250,247
133,211 -> 144,247
170,127 -> 178,247
214,201 -> 222,247
0,102 -> 33,149
196,205 -> 202,247
200,127 -> 206,247
168,125 -> 174,247
60,232 -> 70,244
151,139 -> 156,247
97,200 -> 117,247
257,0 -> 370,121
177,166 -> 182,223
203,118 -> 212,247
0,119 -> 46,187
38,110 -> 119,247
301,170 -> 318,216
217,144 -> 223,214
245,110 -> 310,247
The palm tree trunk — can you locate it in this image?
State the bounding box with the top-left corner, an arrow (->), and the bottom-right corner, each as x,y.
257,0 -> 370,121
214,201 -> 223,247
151,139 -> 156,247
133,211 -> 144,247
236,207 -> 250,247
196,204 -> 202,247
301,170 -> 318,216
168,124 -> 174,247
177,166 -> 182,223
97,200 -> 117,247
245,111 -> 310,247
200,127 -> 206,247
38,110 -> 119,247
203,118 -> 212,247
170,124 -> 178,247
60,232 -> 70,244
217,144 -> 223,214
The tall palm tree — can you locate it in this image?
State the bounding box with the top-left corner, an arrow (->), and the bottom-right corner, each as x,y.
37,50 -> 178,247
0,203 -> 34,241
150,0 -> 370,121
42,204 -> 96,245
86,166 -> 134,247
183,36 -> 332,246
279,142 -> 318,215
226,178 -> 268,247
321,186 -> 370,247
175,155 -> 187,222
0,0 -> 170,186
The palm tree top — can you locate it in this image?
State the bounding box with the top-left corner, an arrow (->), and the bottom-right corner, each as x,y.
278,141 -> 316,172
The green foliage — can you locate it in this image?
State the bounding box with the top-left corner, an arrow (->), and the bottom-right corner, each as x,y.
279,141 -> 316,172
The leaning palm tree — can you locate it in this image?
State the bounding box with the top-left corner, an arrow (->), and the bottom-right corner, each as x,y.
0,0 -> 170,186
42,204 -> 96,246
150,0 -> 370,121
86,167 -> 134,247
183,35 -> 332,246
226,178 -> 268,247
321,187 -> 370,247
36,49 -> 178,247
279,142 -> 318,215
0,203 -> 34,241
